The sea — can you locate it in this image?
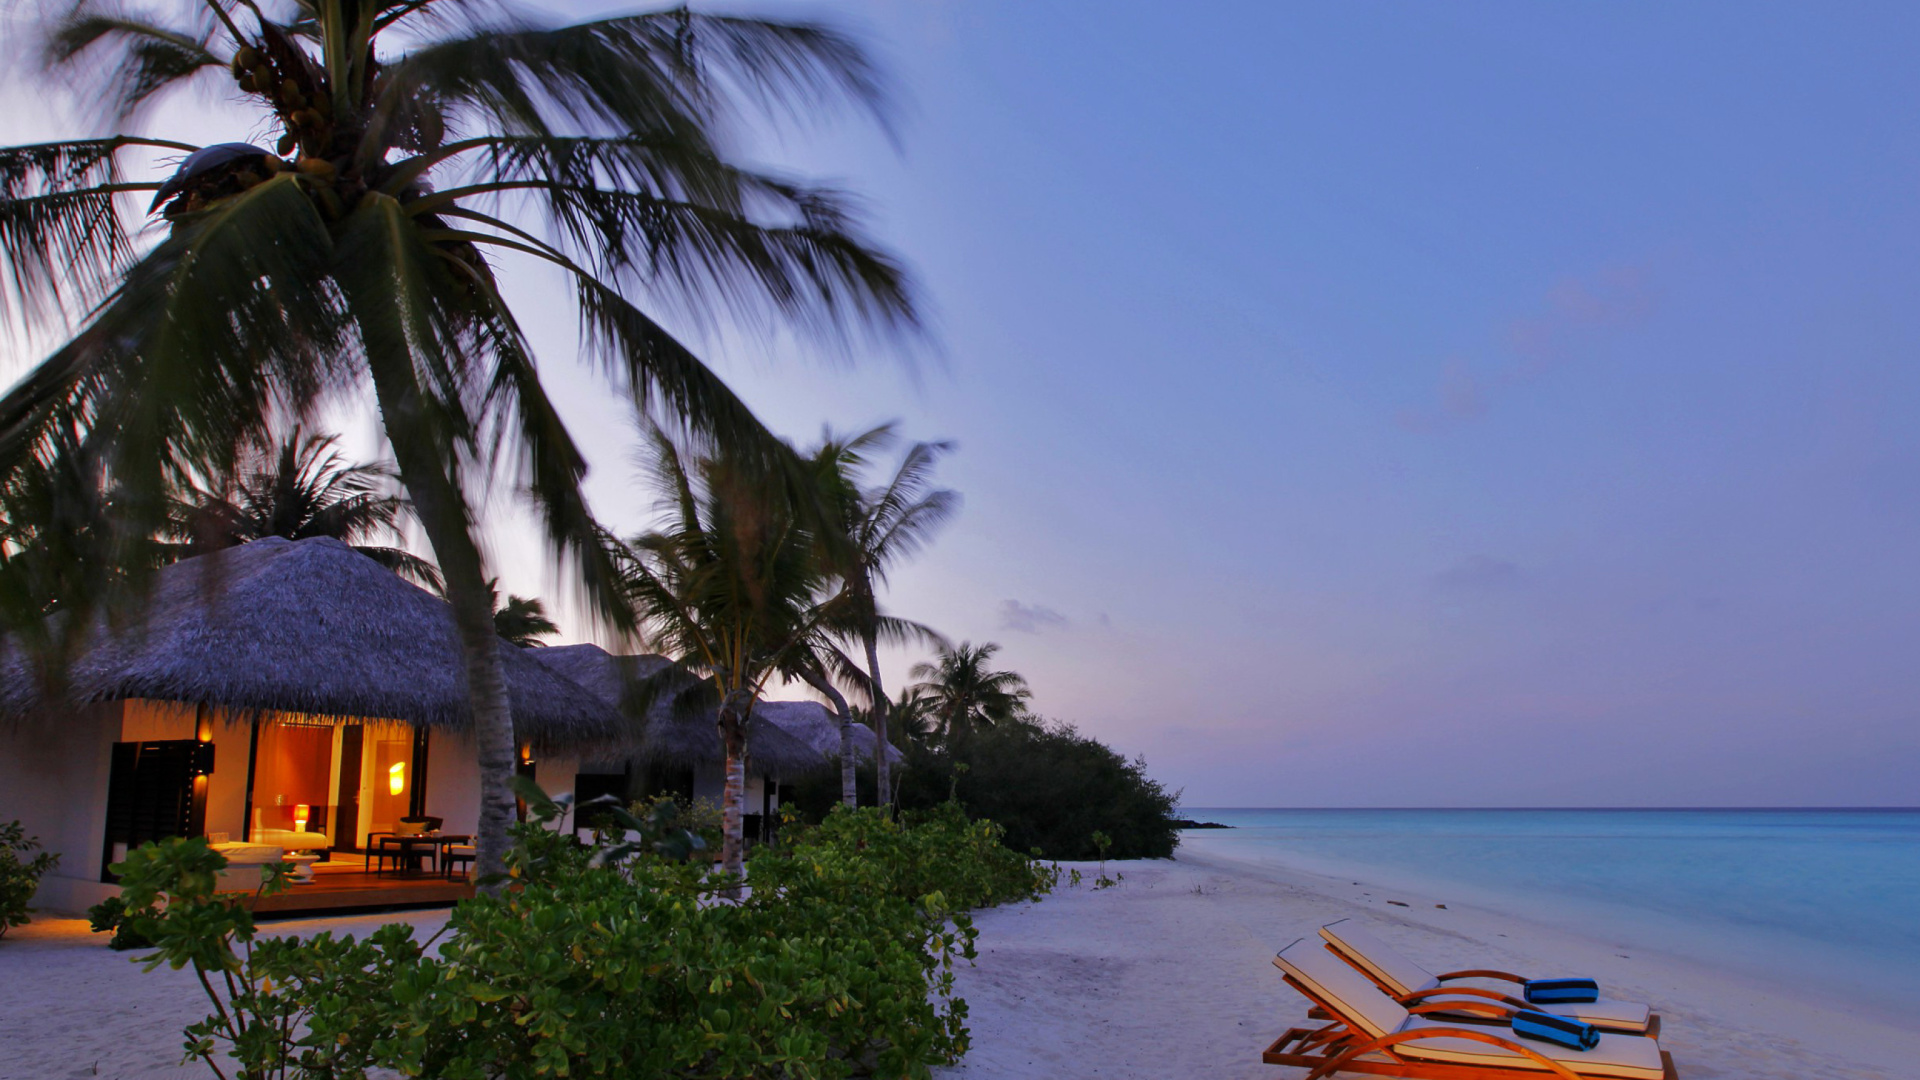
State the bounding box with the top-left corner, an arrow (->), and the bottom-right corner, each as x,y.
1175,808 -> 1920,1019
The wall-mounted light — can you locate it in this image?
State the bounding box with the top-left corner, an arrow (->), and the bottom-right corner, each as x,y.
388,762 -> 406,796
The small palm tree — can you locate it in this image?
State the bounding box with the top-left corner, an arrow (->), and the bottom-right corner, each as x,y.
168,427 -> 440,587
799,425 -> 948,806
909,641 -> 1032,747
0,2 -> 919,883
490,583 -> 558,649
617,428 -> 845,886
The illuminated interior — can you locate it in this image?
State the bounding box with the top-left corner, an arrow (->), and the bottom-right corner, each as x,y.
244,719 -> 420,850
249,719 -> 337,843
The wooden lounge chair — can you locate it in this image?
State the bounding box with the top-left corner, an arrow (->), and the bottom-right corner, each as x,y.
1320,920 -> 1655,1036
1265,938 -> 1676,1080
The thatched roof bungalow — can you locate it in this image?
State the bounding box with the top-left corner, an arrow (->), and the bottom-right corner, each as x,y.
0,536 -> 624,914
531,642 -> 897,776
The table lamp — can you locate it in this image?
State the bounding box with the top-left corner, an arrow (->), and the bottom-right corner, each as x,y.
293,803 -> 310,832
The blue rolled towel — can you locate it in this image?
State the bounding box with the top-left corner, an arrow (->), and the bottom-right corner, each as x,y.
1512,1009 -> 1600,1051
1524,977 -> 1600,1004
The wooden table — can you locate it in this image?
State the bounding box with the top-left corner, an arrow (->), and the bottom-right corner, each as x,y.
373,833 -> 471,877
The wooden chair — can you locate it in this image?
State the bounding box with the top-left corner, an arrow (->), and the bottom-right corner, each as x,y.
366,832 -> 402,876
1319,920 -> 1655,1036
1264,938 -> 1676,1080
443,843 -> 475,880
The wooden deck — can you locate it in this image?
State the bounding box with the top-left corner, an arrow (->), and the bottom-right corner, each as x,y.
249,863 -> 474,917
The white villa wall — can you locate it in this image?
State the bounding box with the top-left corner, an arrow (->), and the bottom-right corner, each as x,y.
0,700 -> 121,914
204,718 -> 250,842
423,730 -> 481,837
421,729 -> 581,836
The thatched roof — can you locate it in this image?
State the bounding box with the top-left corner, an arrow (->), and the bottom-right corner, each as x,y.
0,536 -> 623,749
529,643 -> 900,779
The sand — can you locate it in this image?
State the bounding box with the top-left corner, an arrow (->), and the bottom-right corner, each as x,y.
938,848 -> 1915,1080
2,850 -> 1911,1080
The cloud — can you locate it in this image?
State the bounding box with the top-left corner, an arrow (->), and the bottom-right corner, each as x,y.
1398,266 -> 1655,433
1432,555 -> 1524,592
999,599 -> 1069,633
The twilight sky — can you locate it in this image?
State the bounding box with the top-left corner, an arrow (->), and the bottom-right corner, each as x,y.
5,3 -> 1919,806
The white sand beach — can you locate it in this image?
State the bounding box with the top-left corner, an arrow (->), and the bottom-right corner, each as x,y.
941,848 -> 1915,1080
2,848 -> 1912,1080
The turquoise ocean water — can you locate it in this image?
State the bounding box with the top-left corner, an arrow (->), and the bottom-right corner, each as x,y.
1177,809 -> 1920,1018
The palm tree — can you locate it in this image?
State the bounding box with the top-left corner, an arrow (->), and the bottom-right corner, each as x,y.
168,426 -> 440,587
617,428 -> 846,886
0,3 -> 919,884
805,426 -> 957,806
797,425 -> 949,806
490,583 -> 558,648
909,641 -> 1032,747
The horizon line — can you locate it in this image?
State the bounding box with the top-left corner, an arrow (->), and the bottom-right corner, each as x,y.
1176,805 -> 1920,812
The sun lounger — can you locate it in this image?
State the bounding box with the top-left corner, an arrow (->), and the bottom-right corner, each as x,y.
1266,938 -> 1676,1080
1320,919 -> 1655,1036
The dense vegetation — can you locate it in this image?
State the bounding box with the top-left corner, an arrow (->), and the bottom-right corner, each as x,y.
89,791 -> 1054,1080
790,715 -> 1182,861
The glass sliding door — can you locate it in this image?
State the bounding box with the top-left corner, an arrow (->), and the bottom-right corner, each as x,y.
248,718 -> 338,850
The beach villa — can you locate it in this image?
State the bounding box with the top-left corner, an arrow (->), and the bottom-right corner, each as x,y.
0,536 -> 889,916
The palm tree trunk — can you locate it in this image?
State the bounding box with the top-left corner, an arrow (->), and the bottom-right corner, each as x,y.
364,354 -> 518,893
798,668 -> 857,808
863,630 -> 891,809
717,688 -> 752,892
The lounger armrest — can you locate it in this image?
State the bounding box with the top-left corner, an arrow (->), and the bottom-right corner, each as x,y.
1400,986 -> 1530,1009
1435,968 -> 1527,985
1406,1001 -> 1517,1020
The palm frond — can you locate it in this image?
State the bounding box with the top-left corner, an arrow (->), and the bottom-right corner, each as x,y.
0,138 -> 168,329
381,8 -> 887,144
42,6 -> 227,126
575,275 -> 778,462
1,172 -> 344,538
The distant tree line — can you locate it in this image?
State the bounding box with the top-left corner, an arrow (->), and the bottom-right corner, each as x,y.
789,642 -> 1182,860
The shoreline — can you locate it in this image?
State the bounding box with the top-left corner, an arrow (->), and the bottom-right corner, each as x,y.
936,849 -> 1913,1079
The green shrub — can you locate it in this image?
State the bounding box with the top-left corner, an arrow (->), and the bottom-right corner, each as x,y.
630,792 -> 727,856
94,788 -> 1054,1080
890,717 -> 1181,860
0,820 -> 59,939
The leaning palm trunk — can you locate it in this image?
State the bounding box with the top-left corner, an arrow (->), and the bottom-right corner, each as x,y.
864,630 -> 892,808
365,349 -> 519,888
798,668 -> 858,807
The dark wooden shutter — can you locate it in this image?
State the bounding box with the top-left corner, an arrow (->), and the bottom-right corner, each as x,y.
100,740 -> 203,881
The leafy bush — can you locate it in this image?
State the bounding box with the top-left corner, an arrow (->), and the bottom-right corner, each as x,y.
93,789 -> 1054,1080
764,802 -> 1059,913
0,820 -> 60,939
892,717 -> 1181,860
630,792 -> 727,856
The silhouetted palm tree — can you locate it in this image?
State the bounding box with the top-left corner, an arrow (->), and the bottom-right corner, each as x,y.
0,2 -> 919,881
489,582 -> 558,648
909,641 -> 1032,747
168,427 -> 440,587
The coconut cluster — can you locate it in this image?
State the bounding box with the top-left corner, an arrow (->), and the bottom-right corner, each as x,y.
231,44 -> 345,182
